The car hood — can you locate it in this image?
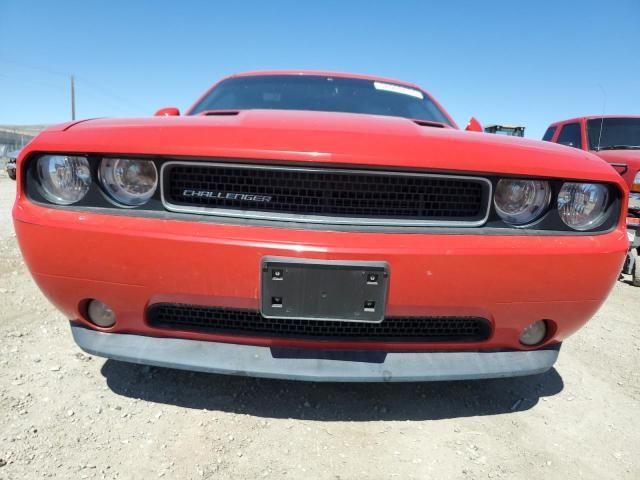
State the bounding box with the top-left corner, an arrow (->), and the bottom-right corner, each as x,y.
29,110 -> 620,183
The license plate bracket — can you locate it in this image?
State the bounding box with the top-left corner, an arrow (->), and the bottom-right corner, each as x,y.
260,257 -> 389,323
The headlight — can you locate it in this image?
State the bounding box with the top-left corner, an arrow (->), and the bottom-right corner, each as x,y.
36,155 -> 91,205
632,171 -> 640,193
99,158 -> 158,206
558,182 -> 609,230
494,179 -> 551,225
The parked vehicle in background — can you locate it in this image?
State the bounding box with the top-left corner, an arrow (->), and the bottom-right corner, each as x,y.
6,149 -> 19,180
623,218 -> 640,286
484,124 -> 525,137
542,116 -> 640,214
12,71 -> 629,381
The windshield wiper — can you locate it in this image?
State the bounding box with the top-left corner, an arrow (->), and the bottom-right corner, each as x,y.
594,145 -> 640,151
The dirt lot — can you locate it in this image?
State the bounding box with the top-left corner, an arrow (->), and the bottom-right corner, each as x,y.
0,174 -> 639,480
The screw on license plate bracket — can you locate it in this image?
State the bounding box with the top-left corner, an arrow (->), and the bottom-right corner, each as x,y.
260,256 -> 389,323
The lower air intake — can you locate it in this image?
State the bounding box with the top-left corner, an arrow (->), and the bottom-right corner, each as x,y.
147,304 -> 491,343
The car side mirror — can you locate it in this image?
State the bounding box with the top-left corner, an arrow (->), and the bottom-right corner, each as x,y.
465,117 -> 483,132
154,107 -> 180,116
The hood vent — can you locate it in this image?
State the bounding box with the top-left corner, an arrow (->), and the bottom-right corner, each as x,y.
201,110 -> 240,116
413,119 -> 446,128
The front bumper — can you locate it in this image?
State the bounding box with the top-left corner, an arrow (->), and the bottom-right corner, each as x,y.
14,199 -> 628,354
71,324 -> 560,382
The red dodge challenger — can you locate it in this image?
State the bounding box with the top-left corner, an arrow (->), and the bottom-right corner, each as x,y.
12,71 -> 629,381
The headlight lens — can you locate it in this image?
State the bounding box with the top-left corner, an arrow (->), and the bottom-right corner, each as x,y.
632,172 -> 640,193
99,158 -> 158,206
36,155 -> 91,205
558,182 -> 609,230
494,179 -> 551,225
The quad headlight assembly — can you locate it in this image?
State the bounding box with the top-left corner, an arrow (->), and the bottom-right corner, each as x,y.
493,176 -> 616,232
26,153 -> 621,233
30,154 -> 158,207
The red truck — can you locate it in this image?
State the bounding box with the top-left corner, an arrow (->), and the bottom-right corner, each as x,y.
542,116 -> 640,213
12,71 -> 629,381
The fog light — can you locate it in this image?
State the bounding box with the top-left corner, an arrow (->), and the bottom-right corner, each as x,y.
87,300 -> 116,327
519,320 -> 547,346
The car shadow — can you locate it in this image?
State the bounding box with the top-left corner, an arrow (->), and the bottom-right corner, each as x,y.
100,360 -> 563,421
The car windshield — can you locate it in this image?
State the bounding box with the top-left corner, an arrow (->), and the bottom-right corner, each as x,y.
189,75 -> 453,125
587,117 -> 640,150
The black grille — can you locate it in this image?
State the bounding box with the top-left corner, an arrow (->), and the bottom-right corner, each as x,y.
147,304 -> 491,342
163,163 -> 488,224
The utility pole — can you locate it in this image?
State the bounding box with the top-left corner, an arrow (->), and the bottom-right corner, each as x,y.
70,75 -> 76,120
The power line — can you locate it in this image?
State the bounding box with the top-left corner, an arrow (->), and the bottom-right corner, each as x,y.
0,58 -> 68,78
74,75 -> 146,110
0,58 -> 146,111
0,72 -> 67,91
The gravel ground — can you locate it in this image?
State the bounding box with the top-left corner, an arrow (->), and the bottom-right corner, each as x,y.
1,174 -> 639,479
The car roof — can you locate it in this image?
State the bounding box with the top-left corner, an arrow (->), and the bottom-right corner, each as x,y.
548,115 -> 640,127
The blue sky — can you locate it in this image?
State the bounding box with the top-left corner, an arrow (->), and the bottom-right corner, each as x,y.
1,0 -> 639,139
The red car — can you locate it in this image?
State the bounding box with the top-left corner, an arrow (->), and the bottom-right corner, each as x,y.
13,71 -> 628,381
542,116 -> 640,214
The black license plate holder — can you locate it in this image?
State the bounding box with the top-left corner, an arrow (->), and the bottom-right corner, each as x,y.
260,257 -> 389,323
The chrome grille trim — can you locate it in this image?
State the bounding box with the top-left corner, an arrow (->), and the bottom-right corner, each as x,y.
160,161 -> 492,227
